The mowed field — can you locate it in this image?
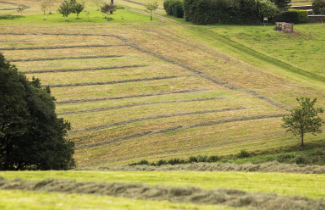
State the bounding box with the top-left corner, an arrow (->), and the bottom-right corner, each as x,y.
1,0 -> 325,168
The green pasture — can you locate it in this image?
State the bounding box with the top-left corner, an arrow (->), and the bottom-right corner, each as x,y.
0,9 -> 157,23
0,190 -> 236,210
1,171 -> 325,199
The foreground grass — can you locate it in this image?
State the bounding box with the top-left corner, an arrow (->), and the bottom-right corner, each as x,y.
0,190 -> 236,210
1,171 -> 324,199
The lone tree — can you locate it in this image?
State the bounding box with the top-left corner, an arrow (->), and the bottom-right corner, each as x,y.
74,2 -> 85,18
40,0 -> 48,20
271,0 -> 291,11
146,1 -> 158,21
282,97 -> 324,146
0,53 -> 75,170
47,0 -> 56,14
100,3 -> 115,19
17,6 -> 27,15
93,0 -> 102,10
57,0 -> 74,21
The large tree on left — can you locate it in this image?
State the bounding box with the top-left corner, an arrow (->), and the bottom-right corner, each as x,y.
0,53 -> 75,170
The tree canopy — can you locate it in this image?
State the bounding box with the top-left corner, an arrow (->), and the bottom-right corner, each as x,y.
0,53 -> 75,170
282,97 -> 324,146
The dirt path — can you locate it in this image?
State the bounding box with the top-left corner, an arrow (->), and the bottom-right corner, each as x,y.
42,75 -> 194,88
58,97 -> 225,116
55,88 -> 208,104
70,106 -> 245,135
0,177 -> 324,210
23,65 -> 148,74
93,161 -> 325,174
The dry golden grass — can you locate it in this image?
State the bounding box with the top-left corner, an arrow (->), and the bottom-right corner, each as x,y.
26,65 -> 189,85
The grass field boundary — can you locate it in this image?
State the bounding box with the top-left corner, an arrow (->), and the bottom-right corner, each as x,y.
195,28 -> 325,84
74,113 -> 287,150
58,97 -> 226,115
8,55 -> 123,62
42,74 -> 195,88
55,88 -> 208,104
0,177 -> 323,209
0,44 -> 126,51
69,107 -> 246,135
23,65 -> 148,74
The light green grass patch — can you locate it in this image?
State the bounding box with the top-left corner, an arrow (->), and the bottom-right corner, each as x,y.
0,190 -> 236,210
1,171 -> 325,199
0,9 -> 157,23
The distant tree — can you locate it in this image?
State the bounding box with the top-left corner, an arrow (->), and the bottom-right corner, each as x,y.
74,2 -> 85,18
100,3 -> 115,19
282,97 -> 324,146
0,53 -> 75,170
47,0 -> 56,14
17,6 -> 26,15
271,0 -> 291,11
146,1 -> 158,21
40,0 -> 48,20
57,0 -> 74,21
312,0 -> 325,14
259,0 -> 278,17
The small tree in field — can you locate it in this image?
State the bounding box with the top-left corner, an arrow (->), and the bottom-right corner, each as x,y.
282,97 -> 324,146
40,1 -> 48,20
93,0 -> 102,10
101,3 -> 115,19
146,1 -> 158,21
74,2 -> 85,18
17,6 -> 26,15
58,0 -> 73,21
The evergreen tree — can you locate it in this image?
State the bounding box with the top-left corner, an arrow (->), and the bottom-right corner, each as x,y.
271,0 -> 291,11
0,53 -> 75,170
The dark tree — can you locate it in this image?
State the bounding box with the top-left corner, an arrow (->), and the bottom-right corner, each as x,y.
74,2 -> 85,18
0,53 -> 75,170
271,0 -> 291,11
57,0 -> 74,21
282,97 -> 324,146
101,3 -> 115,19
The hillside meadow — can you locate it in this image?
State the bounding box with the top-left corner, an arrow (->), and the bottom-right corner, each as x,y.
0,0 -> 325,209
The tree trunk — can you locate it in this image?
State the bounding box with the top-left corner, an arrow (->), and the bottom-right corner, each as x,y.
44,12 -> 46,20
110,10 -> 113,14
66,16 -> 69,21
150,11 -> 152,21
301,132 -> 304,146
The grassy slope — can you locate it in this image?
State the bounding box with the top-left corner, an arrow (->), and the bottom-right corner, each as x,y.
1,171 -> 325,198
0,0 -> 324,168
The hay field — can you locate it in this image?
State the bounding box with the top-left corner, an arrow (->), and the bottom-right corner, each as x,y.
1,0 -> 325,168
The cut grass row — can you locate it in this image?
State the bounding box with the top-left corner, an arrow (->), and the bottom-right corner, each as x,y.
26,65 -> 189,85
1,171 -> 324,199
0,190 -> 236,210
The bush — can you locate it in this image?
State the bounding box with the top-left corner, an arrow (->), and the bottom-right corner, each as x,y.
276,153 -> 295,162
208,155 -> 219,162
197,155 -> 208,162
314,148 -> 324,156
238,150 -> 250,158
138,159 -> 149,165
273,10 -> 299,23
174,4 -> 184,18
168,158 -> 185,165
189,156 -> 198,163
312,0 -> 325,14
0,15 -> 24,19
164,0 -> 182,16
156,159 -> 167,166
295,154 -> 309,164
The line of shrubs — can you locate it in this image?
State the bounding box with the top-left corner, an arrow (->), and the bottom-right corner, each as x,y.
129,148 -> 325,166
129,150 -> 251,166
0,15 -> 24,19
